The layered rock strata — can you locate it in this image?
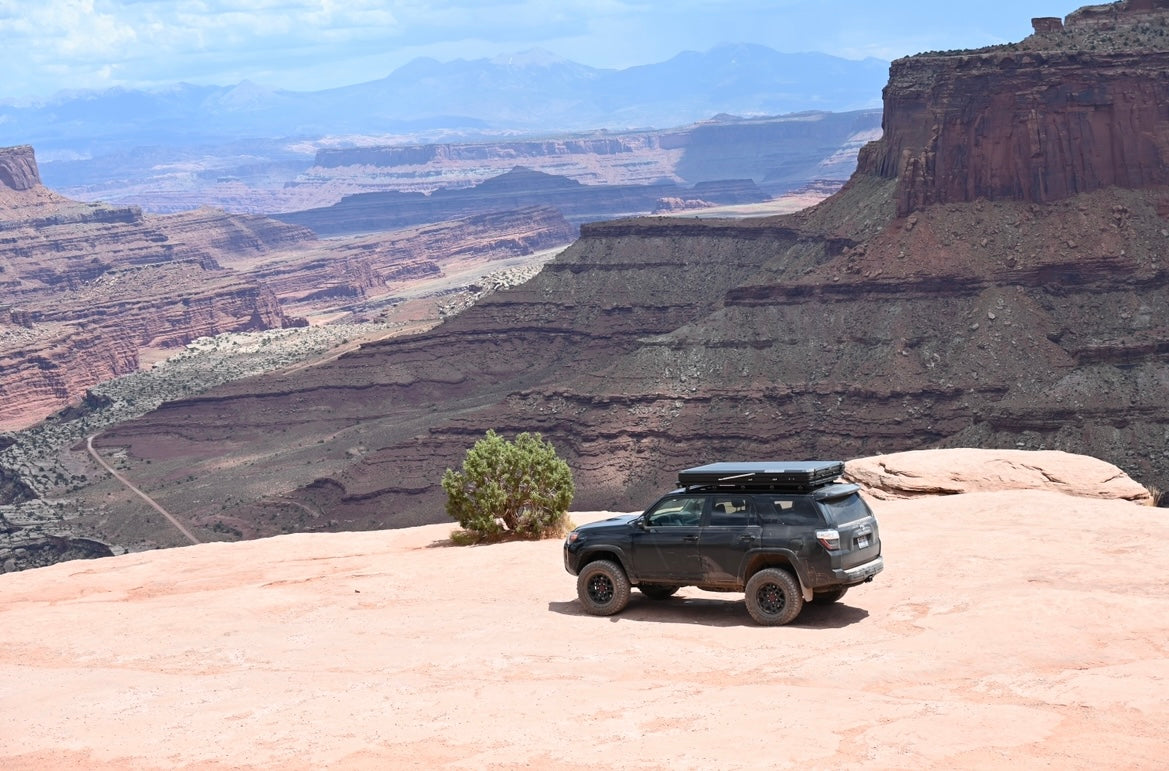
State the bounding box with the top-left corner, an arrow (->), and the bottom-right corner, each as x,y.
862,0 -> 1169,216
0,145 -> 40,191
1,141 -> 577,433
0,147 -> 310,429
275,166 -> 768,235
303,111 -> 882,196
239,207 -> 573,311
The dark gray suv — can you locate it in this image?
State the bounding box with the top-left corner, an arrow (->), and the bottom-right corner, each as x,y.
563,461 -> 884,625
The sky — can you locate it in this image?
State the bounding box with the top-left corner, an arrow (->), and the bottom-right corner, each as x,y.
1,0 -> 1080,102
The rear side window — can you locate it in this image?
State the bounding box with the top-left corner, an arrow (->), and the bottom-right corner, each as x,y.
819,493 -> 874,526
709,496 -> 754,526
759,497 -> 824,526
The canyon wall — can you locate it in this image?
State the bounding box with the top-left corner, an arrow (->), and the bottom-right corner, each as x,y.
239,207 -> 574,308
0,148 -> 310,429
0,145 -> 578,432
861,3 -> 1169,216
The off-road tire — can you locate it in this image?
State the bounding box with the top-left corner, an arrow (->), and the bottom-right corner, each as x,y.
744,568 -> 803,626
811,587 -> 848,605
639,584 -> 680,600
577,559 -> 631,616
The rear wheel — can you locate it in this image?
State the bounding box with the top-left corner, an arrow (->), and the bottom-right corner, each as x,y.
811,587 -> 848,605
744,568 -> 803,626
639,584 -> 680,600
576,560 -> 631,616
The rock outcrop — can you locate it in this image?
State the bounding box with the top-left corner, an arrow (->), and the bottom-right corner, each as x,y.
845,448 -> 1152,501
0,145 -> 40,192
862,0 -> 1169,216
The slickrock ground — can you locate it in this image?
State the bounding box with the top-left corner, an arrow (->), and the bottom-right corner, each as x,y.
2,449 -> 1168,770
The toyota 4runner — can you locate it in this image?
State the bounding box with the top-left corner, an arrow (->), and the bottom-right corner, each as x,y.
563,461 -> 884,625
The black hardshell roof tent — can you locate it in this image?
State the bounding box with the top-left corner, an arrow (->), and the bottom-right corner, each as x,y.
677,461 -> 845,492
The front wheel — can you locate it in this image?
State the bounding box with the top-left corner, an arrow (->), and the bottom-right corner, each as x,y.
744,568 -> 804,626
576,559 -> 631,616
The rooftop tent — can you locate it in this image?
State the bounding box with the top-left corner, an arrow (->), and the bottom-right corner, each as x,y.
677,461 -> 844,491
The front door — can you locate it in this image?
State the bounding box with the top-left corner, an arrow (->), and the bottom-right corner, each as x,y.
630,494 -> 706,582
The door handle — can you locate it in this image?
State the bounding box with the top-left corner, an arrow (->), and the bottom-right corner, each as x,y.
683,535 -> 699,543
738,535 -> 756,543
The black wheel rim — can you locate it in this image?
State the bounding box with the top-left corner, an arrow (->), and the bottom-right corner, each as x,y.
588,574 -> 614,604
756,581 -> 786,615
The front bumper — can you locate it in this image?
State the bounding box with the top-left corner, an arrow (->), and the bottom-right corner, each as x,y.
563,545 -> 579,576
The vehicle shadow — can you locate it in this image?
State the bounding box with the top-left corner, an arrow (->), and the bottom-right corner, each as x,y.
548,593 -> 870,629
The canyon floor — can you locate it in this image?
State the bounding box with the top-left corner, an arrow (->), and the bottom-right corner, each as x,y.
2,450 -> 1167,770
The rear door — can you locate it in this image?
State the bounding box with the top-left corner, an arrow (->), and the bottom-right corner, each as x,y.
698,495 -> 761,587
630,494 -> 706,582
818,491 -> 881,569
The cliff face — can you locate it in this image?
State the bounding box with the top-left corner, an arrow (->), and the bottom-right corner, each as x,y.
0,145 -> 40,191
860,1 -> 1169,216
239,207 -> 574,309
0,152 -> 311,430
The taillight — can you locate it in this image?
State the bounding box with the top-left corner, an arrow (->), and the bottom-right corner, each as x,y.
816,529 -> 840,550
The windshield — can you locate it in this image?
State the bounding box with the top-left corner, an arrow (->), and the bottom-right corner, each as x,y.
819,493 -> 873,526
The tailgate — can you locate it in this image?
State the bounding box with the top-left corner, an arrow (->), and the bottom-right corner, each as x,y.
819,493 -> 881,570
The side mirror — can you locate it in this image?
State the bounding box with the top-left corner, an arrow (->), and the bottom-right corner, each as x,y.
636,517 -> 649,531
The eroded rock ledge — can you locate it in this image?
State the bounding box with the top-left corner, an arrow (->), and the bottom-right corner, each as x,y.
846,448 -> 1153,502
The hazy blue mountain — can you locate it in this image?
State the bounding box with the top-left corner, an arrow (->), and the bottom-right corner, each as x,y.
0,44 -> 887,159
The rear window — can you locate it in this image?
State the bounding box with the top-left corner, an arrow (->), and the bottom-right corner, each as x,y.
818,493 -> 874,526
759,497 -> 824,526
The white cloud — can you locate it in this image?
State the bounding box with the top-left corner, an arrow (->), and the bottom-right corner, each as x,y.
0,0 -> 1084,100
0,0 -> 410,97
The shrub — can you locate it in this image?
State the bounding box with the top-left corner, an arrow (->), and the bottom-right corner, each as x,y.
442,430 -> 574,542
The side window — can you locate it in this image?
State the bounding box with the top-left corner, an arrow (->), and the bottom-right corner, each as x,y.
708,496 -> 754,526
761,497 -> 825,526
645,495 -> 705,527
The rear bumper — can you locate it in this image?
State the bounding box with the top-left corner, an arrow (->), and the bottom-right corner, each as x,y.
834,555 -> 884,585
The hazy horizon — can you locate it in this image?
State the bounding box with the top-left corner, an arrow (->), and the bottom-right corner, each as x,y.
2,0 -> 1077,102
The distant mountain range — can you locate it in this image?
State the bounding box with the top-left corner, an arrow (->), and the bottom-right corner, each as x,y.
0,44 -> 888,160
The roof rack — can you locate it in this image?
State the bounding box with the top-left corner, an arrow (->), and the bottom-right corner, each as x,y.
677,461 -> 844,492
